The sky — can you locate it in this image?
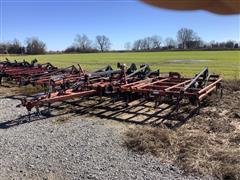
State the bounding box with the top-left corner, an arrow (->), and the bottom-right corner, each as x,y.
0,0 -> 239,51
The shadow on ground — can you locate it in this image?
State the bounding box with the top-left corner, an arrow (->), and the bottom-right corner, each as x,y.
0,94 -> 200,129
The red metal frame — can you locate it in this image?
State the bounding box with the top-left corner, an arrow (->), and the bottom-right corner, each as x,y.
23,89 -> 96,111
120,75 -> 221,103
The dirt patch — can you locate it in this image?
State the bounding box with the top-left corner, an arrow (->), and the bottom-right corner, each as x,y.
123,80 -> 240,179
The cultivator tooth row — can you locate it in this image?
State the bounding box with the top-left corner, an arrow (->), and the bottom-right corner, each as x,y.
0,59 -> 222,116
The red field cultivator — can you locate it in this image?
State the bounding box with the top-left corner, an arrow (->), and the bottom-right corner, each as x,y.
1,59 -> 222,118
18,62 -> 221,116
0,59 -> 58,85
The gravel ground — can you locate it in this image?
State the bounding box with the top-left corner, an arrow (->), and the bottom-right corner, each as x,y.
0,96 -> 201,180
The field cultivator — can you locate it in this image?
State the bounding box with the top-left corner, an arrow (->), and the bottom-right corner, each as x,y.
1,59 -> 222,118
0,59 -> 58,84
17,62 -> 221,118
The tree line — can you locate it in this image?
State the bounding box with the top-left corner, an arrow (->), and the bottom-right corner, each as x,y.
64,35 -> 111,53
0,28 -> 239,55
0,38 -> 46,55
130,28 -> 238,51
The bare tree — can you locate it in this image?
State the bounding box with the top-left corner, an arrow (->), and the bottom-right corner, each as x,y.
26,37 -> 46,54
0,42 -> 9,54
95,35 -> 111,52
165,37 -> 176,49
8,39 -> 24,54
74,34 -> 92,51
132,40 -> 142,51
132,36 -> 162,51
151,35 -> 162,49
139,37 -> 153,51
0,39 -> 25,54
177,28 -> 196,49
141,38 -> 151,50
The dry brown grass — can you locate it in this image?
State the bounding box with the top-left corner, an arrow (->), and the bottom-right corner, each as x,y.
123,80 -> 240,179
223,79 -> 240,91
124,125 -> 240,179
124,126 -> 176,158
14,85 -> 46,95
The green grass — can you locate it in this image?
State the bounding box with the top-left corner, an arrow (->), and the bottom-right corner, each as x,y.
1,51 -> 239,79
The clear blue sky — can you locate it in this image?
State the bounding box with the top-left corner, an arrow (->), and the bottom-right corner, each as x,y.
1,0 -> 239,51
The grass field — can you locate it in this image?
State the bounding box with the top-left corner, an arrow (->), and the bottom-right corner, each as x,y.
1,51 -> 239,79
